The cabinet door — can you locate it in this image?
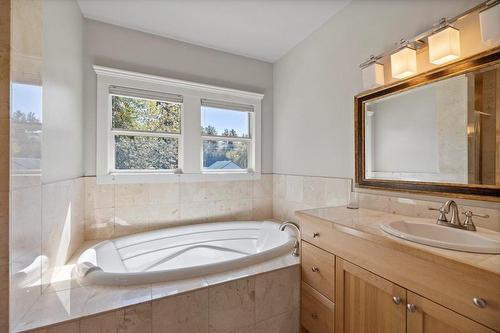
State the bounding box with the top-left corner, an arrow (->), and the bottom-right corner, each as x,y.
335,258 -> 406,333
407,292 -> 496,333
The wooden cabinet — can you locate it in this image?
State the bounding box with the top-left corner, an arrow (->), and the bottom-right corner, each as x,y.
301,241 -> 335,301
407,292 -> 496,333
301,282 -> 335,333
335,259 -> 406,333
298,213 -> 500,333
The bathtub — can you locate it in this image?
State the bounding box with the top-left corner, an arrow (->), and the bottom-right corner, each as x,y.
76,220 -> 297,286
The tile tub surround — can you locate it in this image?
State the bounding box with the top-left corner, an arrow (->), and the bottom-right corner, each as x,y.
11,178 -> 85,327
84,174 -> 274,240
272,174 -> 352,222
14,253 -> 300,333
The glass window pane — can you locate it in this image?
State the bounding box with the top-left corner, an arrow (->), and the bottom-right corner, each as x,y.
115,135 -> 179,170
201,106 -> 250,138
112,95 -> 181,133
203,140 -> 248,169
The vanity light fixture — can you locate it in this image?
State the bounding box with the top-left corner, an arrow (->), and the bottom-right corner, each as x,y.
391,44 -> 417,79
479,1 -> 500,43
361,55 -> 385,89
428,21 -> 461,65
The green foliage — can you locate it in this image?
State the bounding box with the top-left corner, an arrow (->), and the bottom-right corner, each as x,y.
111,95 -> 248,170
115,136 -> 178,170
112,95 -> 181,133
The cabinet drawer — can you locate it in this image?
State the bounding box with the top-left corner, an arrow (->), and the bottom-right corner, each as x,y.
300,217 -> 334,250
302,241 -> 335,301
301,282 -> 334,333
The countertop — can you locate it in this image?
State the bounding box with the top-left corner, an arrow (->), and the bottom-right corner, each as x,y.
296,206 -> 500,277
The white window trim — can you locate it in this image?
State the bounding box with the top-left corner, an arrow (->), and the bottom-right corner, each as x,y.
95,65 -> 263,184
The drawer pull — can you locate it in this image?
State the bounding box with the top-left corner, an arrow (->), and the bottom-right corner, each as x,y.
407,304 -> 417,312
311,313 -> 319,320
313,232 -> 320,238
472,298 -> 487,309
392,296 -> 402,305
311,266 -> 320,273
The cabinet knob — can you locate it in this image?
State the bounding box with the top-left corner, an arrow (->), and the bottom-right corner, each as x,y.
311,313 -> 319,320
392,296 -> 402,305
407,304 -> 417,312
313,232 -> 320,238
472,298 -> 487,309
311,266 -> 320,273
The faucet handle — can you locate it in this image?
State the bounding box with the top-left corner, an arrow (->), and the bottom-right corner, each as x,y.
428,207 -> 448,223
461,211 -> 488,231
462,211 -> 489,219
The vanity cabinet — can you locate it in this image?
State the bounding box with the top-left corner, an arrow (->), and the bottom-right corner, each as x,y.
298,209 -> 500,333
406,292 -> 496,333
335,259 -> 406,333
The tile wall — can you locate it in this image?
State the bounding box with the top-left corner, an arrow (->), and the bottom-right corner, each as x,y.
22,266 -> 300,333
272,174 -> 352,222
11,178 -> 85,325
84,174 -> 274,240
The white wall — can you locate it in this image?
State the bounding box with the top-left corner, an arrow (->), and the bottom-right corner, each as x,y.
273,0 -> 483,179
83,20 -> 274,175
42,0 -> 84,183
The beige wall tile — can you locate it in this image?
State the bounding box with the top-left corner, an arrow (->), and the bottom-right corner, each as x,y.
42,179 -> 85,287
208,277 -> 255,333
180,201 -> 211,223
255,308 -> 299,333
80,310 -> 120,333
324,178 -> 350,207
27,321 -> 80,333
116,302 -> 152,333
148,182 -> 180,205
84,208 -> 115,240
272,175 -> 285,201
84,177 -> 114,217
253,174 -> 273,199
114,206 -> 149,237
115,184 -> 149,207
180,181 -> 208,202
302,176 -> 326,207
285,175 -> 303,203
152,288 -> 208,333
255,266 -> 299,322
252,197 -> 273,220
148,204 -> 180,230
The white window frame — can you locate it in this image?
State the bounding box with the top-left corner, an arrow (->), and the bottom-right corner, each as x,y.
200,99 -> 255,173
95,65 -> 263,184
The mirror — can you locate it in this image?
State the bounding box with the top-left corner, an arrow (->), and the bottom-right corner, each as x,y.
355,48 -> 500,201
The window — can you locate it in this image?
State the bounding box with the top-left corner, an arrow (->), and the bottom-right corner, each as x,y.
110,87 -> 182,171
95,66 -> 262,183
201,100 -> 253,171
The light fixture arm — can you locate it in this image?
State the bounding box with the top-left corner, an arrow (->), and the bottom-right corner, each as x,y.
359,0 -> 497,68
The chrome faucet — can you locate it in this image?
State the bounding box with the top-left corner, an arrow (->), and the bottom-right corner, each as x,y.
279,221 -> 300,257
429,200 -> 489,231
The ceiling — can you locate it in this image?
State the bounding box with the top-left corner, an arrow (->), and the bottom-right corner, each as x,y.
77,0 -> 350,62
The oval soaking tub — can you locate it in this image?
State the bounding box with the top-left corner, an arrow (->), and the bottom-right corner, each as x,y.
76,221 -> 296,286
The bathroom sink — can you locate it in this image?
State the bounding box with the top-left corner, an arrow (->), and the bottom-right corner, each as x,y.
379,221 -> 500,254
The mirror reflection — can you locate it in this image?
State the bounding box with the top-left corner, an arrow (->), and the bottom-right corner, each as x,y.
365,63 -> 499,186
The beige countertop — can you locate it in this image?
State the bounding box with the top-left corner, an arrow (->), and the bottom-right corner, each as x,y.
296,206 -> 500,277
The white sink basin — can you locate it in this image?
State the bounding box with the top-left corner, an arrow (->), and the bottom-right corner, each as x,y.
379,221 -> 500,254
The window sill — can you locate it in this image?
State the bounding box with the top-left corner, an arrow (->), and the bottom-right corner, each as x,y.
96,171 -> 260,184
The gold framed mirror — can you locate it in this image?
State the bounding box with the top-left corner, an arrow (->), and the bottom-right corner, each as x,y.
355,47 -> 500,202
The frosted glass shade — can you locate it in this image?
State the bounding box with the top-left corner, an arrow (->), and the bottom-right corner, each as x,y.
428,27 -> 460,65
479,3 -> 500,42
362,62 -> 384,89
391,47 -> 417,79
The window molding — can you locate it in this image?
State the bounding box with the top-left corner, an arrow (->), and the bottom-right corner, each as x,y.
95,65 -> 263,184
